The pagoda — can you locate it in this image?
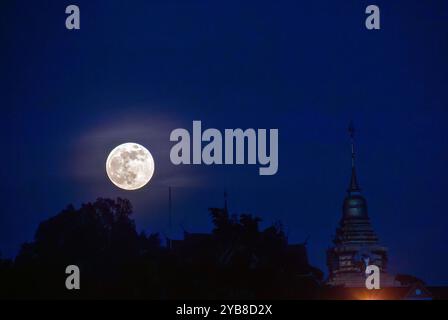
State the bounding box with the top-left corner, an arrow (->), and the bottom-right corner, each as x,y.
326,123 -> 396,287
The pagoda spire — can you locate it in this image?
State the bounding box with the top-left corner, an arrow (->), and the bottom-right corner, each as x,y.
327,123 -> 391,288
348,121 -> 361,193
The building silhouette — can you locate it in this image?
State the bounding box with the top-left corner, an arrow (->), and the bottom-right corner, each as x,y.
326,123 -> 396,288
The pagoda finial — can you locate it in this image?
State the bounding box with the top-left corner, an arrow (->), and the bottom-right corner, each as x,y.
348,121 -> 355,168
347,121 -> 361,193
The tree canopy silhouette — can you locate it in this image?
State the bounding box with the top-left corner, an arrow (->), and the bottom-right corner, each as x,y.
1,198 -> 322,299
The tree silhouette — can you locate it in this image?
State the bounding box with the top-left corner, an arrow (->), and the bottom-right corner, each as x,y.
205,207 -> 321,299
1,198 -> 322,299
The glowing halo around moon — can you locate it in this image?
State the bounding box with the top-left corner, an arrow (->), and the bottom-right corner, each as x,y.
106,143 -> 155,190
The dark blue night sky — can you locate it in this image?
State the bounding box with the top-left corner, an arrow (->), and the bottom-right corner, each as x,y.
1,0 -> 448,285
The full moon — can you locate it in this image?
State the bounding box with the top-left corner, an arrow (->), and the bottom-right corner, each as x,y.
106,143 -> 155,190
